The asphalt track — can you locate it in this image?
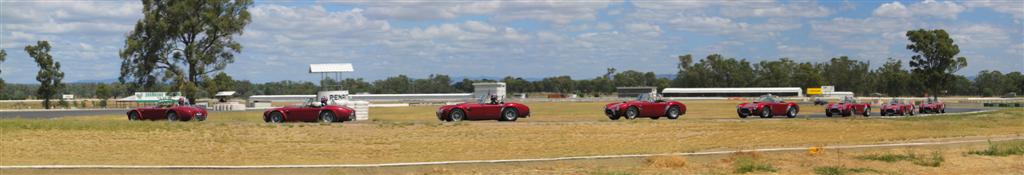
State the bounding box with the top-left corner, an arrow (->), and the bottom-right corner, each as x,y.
0,109 -> 130,119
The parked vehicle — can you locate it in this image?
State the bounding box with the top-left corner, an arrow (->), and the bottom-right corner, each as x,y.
436,95 -> 530,122
918,97 -> 945,114
263,98 -> 355,123
737,95 -> 799,118
127,98 -> 207,121
604,94 -> 686,120
825,96 -> 871,117
880,98 -> 915,116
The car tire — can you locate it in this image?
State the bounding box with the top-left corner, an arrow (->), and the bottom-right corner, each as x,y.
666,106 -> 681,120
166,112 -> 179,122
863,107 -> 871,117
737,108 -> 749,119
625,107 -> 639,120
128,112 -> 140,121
825,111 -> 832,117
941,108 -> 945,113
786,107 -> 797,118
500,108 -> 518,122
319,111 -> 335,123
268,112 -> 284,123
194,115 -> 206,122
448,109 -> 465,122
608,112 -> 621,120
761,107 -> 772,118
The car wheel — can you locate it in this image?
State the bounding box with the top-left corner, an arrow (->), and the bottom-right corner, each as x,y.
194,115 -> 206,122
863,107 -> 871,117
786,107 -> 797,118
737,108 -> 748,119
501,108 -> 518,122
625,107 -> 639,120
268,112 -> 284,123
608,111 -> 621,120
909,109 -> 915,116
940,108 -> 945,113
448,109 -> 465,122
166,112 -> 179,122
666,106 -> 681,120
825,110 -> 832,117
761,107 -> 772,118
319,111 -> 335,123
128,112 -> 139,121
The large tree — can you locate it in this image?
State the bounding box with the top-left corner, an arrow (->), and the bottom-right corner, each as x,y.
905,29 -> 968,96
119,0 -> 253,102
0,49 -> 6,92
25,41 -> 65,109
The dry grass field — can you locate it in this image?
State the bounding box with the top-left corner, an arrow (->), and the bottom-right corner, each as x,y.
4,140 -> 1022,174
0,100 -> 1021,174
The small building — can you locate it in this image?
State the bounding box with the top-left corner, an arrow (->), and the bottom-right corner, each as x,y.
472,82 -> 507,100
616,87 -> 657,98
662,87 -> 804,97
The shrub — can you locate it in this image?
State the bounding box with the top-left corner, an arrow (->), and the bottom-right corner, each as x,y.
733,155 -> 776,173
968,140 -> 1024,156
856,151 -> 944,167
813,166 -> 881,175
645,155 -> 687,168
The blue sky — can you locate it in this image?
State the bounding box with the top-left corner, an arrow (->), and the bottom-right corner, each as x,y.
1,0 -> 1022,84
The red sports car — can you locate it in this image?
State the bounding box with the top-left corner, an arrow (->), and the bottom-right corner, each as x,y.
436,96 -> 530,122
604,94 -> 686,120
880,98 -> 915,116
918,97 -> 945,114
127,99 -> 208,121
825,96 -> 871,117
263,98 -> 355,123
737,95 -> 799,118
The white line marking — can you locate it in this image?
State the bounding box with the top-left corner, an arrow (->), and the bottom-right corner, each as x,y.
3,136 -> 1020,169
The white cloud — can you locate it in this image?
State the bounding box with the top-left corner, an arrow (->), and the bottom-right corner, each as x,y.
951,24 -> 1011,49
873,1 -> 911,18
342,0 -> 617,24
874,0 -> 966,19
965,0 -> 1024,20
720,1 -> 832,18
625,23 -> 662,37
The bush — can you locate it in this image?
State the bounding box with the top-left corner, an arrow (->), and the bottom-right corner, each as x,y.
856,151 -> 944,167
968,140 -> 1024,156
814,166 -> 881,175
645,155 -> 687,168
733,155 -> 776,173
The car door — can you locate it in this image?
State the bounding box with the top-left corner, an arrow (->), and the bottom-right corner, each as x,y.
771,102 -> 787,115
645,101 -> 668,117
297,106 -> 321,121
477,103 -> 503,119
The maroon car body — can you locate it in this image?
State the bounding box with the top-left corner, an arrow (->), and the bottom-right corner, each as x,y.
263,99 -> 355,123
918,97 -> 945,114
825,96 -> 871,117
880,98 -> 915,116
604,94 -> 686,120
437,97 -> 530,122
737,95 -> 799,118
127,102 -> 208,121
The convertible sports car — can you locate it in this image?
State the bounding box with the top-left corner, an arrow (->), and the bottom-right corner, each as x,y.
737,95 -> 799,118
918,97 -> 945,114
880,98 -> 915,116
604,94 -> 686,120
263,98 -> 355,123
436,95 -> 530,122
127,98 -> 207,121
825,96 -> 871,117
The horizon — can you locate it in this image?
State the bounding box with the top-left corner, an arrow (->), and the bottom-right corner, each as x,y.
1,0 -> 1022,84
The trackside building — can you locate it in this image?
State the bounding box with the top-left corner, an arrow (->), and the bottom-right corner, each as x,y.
662,87 -> 804,97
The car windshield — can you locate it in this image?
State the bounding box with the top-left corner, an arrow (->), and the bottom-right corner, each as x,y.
888,99 -> 902,104
756,95 -> 778,103
637,94 -> 654,102
841,96 -> 857,103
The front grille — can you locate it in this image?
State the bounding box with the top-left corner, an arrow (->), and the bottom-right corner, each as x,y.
830,109 -> 841,114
